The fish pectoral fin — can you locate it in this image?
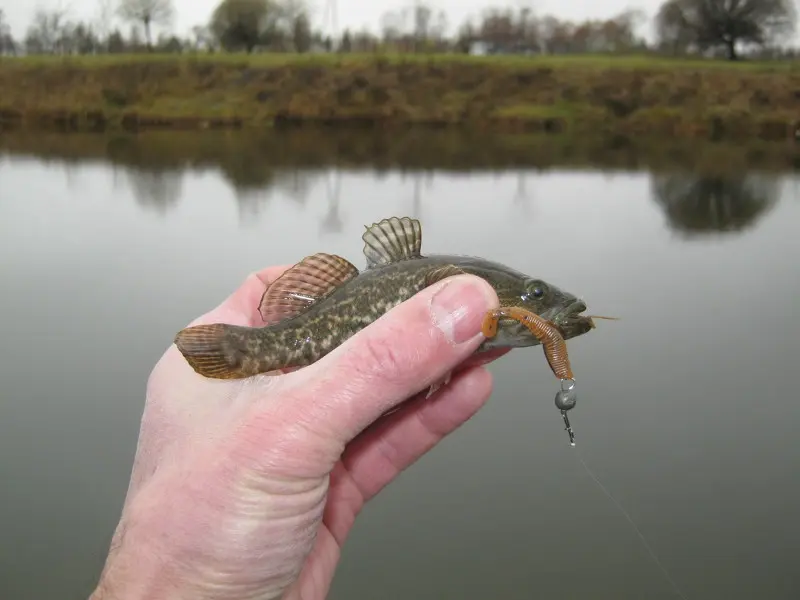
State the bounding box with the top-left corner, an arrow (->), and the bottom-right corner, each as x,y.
425,264 -> 467,287
362,216 -> 423,268
259,252 -> 359,323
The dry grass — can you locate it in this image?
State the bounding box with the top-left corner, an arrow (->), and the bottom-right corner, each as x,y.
1,53 -> 799,140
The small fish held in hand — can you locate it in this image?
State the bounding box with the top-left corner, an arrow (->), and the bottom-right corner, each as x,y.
174,216 -> 602,398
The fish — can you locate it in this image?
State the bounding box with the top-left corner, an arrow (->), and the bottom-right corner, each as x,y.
174,216 -> 597,393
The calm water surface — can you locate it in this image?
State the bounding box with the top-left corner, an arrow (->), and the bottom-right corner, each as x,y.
1,132 -> 799,600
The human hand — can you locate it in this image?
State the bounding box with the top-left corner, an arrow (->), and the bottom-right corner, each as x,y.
91,264 -> 506,600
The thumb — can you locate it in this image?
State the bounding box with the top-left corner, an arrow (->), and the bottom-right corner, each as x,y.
283,273 -> 499,448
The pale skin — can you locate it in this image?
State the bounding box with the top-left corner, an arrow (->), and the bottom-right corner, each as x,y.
90,264 -> 508,600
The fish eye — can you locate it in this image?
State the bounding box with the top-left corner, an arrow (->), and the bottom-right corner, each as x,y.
526,280 -> 547,300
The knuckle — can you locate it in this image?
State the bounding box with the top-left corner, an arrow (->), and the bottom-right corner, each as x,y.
348,324 -> 418,388
361,334 -> 406,381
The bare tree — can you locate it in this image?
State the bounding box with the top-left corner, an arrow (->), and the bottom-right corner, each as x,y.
190,24 -> 214,50
412,1 -> 433,42
380,10 -> 404,42
96,0 -> 115,44
271,0 -> 310,49
128,23 -> 144,48
210,0 -> 278,53
117,0 -> 175,48
654,0 -> 696,54
655,0 -> 797,60
70,22 -> 100,54
107,29 -> 126,51
478,8 -> 516,51
455,19 -> 477,51
292,12 -> 312,51
275,0 -> 308,27
24,7 -> 71,54
0,9 -> 17,55
429,9 -> 448,42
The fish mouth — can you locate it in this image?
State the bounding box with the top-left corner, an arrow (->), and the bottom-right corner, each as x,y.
478,299 -> 597,351
551,300 -> 594,340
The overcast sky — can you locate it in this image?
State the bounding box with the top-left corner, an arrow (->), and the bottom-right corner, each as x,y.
1,0 -> 671,40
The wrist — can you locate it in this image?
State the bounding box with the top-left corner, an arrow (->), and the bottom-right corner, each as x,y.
90,520 -> 179,600
90,482 -> 188,600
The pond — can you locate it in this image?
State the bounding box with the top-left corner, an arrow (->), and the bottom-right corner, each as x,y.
1,130 -> 799,600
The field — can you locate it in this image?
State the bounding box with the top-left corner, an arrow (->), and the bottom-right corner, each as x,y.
1,52 -> 799,140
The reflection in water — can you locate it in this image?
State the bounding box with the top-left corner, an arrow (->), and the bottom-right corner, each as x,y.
320,171 -> 344,235
651,174 -> 781,236
512,173 -> 534,217
279,171 -> 316,208
62,162 -> 85,192
115,167 -> 785,240
122,167 -> 184,214
406,172 -> 435,219
232,169 -> 323,223
2,130 -> 796,240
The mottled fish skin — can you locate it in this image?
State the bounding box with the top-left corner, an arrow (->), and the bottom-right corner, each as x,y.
174,217 -> 594,379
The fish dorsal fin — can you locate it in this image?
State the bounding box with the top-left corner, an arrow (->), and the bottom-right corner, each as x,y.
362,216 -> 423,268
425,264 -> 466,286
258,252 -> 359,323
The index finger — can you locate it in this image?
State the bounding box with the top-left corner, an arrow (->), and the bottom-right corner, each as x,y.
188,264 -> 293,328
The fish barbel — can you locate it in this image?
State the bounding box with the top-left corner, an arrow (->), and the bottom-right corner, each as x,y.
174,216 -> 596,380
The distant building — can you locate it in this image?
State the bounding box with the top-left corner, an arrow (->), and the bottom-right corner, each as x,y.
467,40 -> 538,56
468,41 -> 490,56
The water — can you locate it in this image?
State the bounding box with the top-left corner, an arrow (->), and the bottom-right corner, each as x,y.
1,130 -> 799,600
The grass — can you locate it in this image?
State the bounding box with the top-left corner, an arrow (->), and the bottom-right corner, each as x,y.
7,51 -> 800,70
1,52 -> 799,139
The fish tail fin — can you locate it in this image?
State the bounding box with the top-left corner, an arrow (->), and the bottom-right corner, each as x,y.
174,323 -> 254,379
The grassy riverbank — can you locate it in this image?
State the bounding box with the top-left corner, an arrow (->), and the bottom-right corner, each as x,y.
1,53 -> 799,140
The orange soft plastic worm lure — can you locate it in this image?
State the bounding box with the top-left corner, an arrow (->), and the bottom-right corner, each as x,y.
481,306 -> 574,380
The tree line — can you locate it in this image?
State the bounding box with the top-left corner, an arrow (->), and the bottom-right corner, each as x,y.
0,0 -> 796,61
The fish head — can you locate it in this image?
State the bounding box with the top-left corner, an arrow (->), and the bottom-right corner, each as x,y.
525,279 -> 595,341
463,261 -> 594,350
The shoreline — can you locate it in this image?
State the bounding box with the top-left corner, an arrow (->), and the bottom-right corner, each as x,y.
2,129 -> 797,174
1,54 -> 799,140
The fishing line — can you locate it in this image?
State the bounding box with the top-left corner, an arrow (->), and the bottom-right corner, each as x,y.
571,445 -> 690,600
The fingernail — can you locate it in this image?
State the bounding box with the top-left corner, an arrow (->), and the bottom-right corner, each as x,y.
430,275 -> 496,345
